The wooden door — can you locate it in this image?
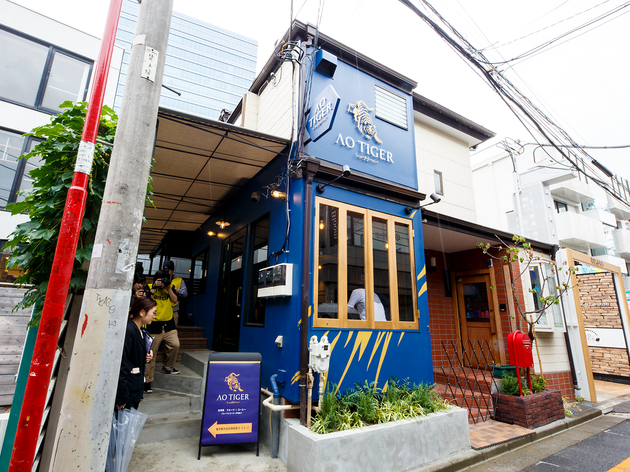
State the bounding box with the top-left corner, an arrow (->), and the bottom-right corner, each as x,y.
456,274 -> 499,366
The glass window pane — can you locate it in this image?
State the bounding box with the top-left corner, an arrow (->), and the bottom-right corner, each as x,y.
317,204 -> 339,319
463,282 -> 490,322
529,266 -> 547,325
0,30 -> 49,106
372,217 -> 390,321
17,139 -> 43,202
544,264 -> 563,328
346,211 -> 367,321
395,222 -> 414,322
0,130 -> 26,208
41,53 -> 91,111
247,216 -> 269,326
191,248 -> 209,295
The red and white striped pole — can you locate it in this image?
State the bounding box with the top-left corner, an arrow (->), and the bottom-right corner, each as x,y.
8,0 -> 123,469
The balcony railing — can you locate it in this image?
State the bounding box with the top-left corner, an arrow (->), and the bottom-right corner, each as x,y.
613,228 -> 630,258
555,211 -> 606,247
550,178 -> 596,203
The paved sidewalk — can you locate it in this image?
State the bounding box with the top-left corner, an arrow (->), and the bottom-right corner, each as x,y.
128,390 -> 630,472
128,437 -> 286,472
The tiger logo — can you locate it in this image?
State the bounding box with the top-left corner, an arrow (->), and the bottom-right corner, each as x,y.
225,373 -> 243,392
347,101 -> 383,144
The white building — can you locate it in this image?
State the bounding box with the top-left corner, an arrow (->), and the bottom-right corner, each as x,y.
0,0 -> 124,280
472,144 -> 630,275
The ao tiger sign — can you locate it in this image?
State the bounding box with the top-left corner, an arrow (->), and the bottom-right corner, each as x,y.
305,56 -> 417,190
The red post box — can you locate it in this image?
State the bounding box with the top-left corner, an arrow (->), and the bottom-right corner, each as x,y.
507,330 -> 534,396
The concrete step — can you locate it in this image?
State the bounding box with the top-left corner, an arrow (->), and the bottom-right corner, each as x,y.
181,350 -> 211,378
152,363 -> 202,396
137,410 -> 201,444
139,389 -> 201,416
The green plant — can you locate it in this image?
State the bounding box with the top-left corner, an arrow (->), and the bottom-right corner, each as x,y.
5,102 -> 155,326
311,378 -> 448,434
5,102 -> 116,325
499,373 -> 531,396
531,374 -> 547,393
575,396 -> 585,403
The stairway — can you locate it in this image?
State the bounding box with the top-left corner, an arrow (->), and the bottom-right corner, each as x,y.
155,325 -> 208,363
434,366 -> 496,424
138,350 -> 211,444
0,284 -> 32,407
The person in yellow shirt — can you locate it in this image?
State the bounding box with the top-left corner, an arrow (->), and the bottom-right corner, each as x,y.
161,260 -> 187,326
144,269 -> 180,392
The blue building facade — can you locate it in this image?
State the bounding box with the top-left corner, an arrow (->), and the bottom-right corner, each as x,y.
181,25 -> 433,403
114,0 -> 257,119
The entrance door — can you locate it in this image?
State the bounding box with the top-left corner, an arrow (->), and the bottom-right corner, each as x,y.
456,274 -> 499,366
213,227 -> 246,352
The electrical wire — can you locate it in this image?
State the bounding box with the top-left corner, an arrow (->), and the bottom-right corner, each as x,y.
400,0 -> 630,208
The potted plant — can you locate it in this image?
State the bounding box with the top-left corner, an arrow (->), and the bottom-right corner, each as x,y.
492,373 -> 564,429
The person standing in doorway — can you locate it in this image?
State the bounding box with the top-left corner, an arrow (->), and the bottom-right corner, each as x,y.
145,269 -> 180,393
162,260 -> 188,326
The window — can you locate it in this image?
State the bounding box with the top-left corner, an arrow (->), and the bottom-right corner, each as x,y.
245,215 -> 270,326
374,85 -> 408,130
190,248 -> 209,295
0,129 -> 43,209
529,264 -> 564,331
434,170 -> 443,196
0,27 -> 92,113
554,201 -> 568,213
314,198 -> 418,329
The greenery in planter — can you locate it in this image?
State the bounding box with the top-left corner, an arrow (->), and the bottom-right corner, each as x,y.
499,372 -> 547,396
310,378 -> 448,434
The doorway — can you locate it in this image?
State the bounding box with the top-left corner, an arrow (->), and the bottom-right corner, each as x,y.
213,227 -> 246,352
455,272 -> 502,365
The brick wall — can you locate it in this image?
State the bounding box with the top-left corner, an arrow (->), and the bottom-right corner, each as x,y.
426,248 -> 521,368
544,370 -> 574,401
578,272 -> 630,378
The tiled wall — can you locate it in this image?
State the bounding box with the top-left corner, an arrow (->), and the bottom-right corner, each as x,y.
544,370 -> 575,401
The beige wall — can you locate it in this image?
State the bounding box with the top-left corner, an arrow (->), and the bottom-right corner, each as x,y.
255,62 -> 296,139
414,120 -> 476,221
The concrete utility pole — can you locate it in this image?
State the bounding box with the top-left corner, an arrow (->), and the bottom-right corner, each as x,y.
49,1 -> 173,470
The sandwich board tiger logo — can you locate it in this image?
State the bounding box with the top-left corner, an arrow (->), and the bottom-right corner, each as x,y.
225,372 -> 243,392
347,101 -> 383,144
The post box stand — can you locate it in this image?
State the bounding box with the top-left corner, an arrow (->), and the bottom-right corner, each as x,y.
507,330 -> 534,396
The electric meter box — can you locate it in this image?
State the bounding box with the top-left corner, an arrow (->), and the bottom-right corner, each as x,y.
257,263 -> 293,298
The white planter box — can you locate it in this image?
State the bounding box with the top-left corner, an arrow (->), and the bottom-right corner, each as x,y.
285,407 -> 470,472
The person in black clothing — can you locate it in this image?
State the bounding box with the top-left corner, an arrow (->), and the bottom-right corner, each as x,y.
116,297 -> 157,410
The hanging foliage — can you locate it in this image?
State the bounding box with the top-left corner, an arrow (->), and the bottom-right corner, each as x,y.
4,101 -> 117,325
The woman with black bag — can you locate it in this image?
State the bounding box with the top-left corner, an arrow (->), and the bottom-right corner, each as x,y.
116,297 -> 157,410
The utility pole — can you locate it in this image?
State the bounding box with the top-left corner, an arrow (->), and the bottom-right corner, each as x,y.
8,1 -> 124,470
49,1 -> 173,470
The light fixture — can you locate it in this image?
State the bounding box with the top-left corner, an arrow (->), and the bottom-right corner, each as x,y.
316,165 -> 351,194
404,193 -> 442,215
427,256 -> 437,273
318,265 -> 322,270
207,231 -> 216,237
271,190 -> 286,201
216,220 -> 230,229
319,219 -> 324,230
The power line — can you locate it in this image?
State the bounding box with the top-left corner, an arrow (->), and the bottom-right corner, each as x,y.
399,0 -> 630,208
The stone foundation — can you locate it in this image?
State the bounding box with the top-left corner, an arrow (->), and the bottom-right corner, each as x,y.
492,390 -> 564,429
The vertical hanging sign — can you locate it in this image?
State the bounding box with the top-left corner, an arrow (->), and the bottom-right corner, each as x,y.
198,352 -> 262,458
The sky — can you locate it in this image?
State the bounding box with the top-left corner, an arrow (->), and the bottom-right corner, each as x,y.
12,0 -> 630,178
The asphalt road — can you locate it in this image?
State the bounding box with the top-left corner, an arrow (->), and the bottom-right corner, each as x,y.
521,418 -> 630,472
465,414 -> 630,472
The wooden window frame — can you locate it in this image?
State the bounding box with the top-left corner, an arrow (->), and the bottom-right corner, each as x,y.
313,197 -> 419,330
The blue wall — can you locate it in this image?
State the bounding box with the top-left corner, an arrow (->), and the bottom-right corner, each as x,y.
188,157 -> 433,403
305,53 -> 418,190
